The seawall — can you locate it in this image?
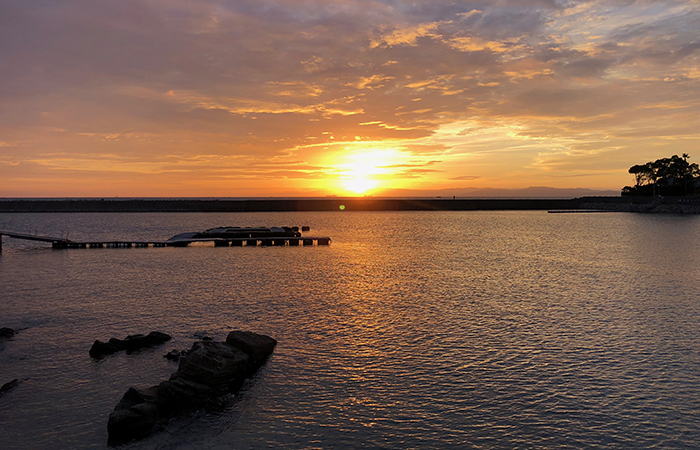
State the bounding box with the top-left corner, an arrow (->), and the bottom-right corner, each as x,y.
578,196 -> 700,213
0,198 -> 592,213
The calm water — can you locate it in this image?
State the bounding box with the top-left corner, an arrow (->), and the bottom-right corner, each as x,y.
1,211 -> 699,449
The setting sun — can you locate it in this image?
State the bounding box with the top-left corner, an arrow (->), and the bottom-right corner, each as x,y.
337,149 -> 404,194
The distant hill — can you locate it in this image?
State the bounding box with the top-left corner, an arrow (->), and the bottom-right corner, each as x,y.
373,186 -> 620,198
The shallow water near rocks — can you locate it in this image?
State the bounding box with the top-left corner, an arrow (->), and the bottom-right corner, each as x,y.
1,211 -> 699,449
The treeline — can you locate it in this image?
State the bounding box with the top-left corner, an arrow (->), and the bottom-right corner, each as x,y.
622,154 -> 700,196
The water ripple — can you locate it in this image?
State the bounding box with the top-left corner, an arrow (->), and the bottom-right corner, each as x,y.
1,211 -> 699,449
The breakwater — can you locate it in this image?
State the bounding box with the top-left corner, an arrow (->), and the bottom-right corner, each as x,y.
577,196 -> 700,213
0,197 -> 613,213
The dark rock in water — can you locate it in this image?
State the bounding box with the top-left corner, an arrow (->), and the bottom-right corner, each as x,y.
116,386 -> 161,409
177,341 -> 251,390
108,330 -> 276,444
157,341 -> 253,411
108,403 -> 159,441
163,349 -> 182,361
0,379 -> 21,397
0,327 -> 16,340
123,332 -> 171,352
90,331 -> 171,358
192,331 -> 213,341
108,387 -> 161,441
89,339 -> 125,358
226,330 -> 277,363
157,376 -> 219,409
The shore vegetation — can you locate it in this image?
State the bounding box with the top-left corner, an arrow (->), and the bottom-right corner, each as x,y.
622,154 -> 700,196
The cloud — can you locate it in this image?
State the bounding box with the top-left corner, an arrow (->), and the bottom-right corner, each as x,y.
558,57 -> 613,77
450,175 -> 481,181
370,21 -> 443,48
347,75 -> 395,90
2,0 -> 700,195
448,36 -> 510,53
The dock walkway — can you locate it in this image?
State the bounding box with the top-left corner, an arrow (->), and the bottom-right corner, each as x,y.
0,230 -> 330,251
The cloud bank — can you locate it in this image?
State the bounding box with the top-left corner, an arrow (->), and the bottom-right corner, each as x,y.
1,0 -> 699,195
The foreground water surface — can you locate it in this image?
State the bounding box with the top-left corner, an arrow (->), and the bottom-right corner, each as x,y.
1,211 -> 699,449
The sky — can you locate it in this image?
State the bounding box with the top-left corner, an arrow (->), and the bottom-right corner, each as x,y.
1,0 -> 699,197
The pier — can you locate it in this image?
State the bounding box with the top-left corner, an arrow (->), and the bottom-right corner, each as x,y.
0,229 -> 331,251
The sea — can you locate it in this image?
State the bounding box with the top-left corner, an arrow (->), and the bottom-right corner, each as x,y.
0,211 -> 699,449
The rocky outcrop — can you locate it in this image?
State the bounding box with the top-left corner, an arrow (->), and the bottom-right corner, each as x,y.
0,327 -> 16,340
163,349 -> 186,361
107,387 -> 161,439
90,338 -> 127,357
108,330 -> 276,444
0,379 -> 21,398
226,330 -> 277,361
89,332 -> 171,358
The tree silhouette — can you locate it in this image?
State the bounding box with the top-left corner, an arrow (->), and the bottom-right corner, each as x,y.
622,154 -> 700,196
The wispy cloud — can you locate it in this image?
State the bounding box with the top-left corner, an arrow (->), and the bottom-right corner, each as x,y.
1,0 -> 699,195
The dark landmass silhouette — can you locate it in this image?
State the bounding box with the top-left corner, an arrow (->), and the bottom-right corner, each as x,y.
376,186 -> 620,198
623,154 -> 700,197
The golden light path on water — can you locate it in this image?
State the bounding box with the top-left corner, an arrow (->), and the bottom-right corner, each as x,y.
1,211 -> 700,449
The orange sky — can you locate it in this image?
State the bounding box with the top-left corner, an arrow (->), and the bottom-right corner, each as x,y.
1,0 -> 700,197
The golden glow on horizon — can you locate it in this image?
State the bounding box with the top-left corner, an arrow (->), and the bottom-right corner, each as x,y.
3,2 -> 700,197
337,149 -> 404,194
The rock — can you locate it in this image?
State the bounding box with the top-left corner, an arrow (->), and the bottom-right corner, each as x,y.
123,332 -> 171,352
108,403 -> 160,442
157,376 -> 219,409
0,327 -> 15,340
0,379 -> 20,397
107,386 -> 162,444
114,386 -> 161,410
177,341 -> 251,390
89,331 -> 171,358
107,330 -> 276,444
192,331 -> 213,341
156,341 -> 252,409
164,349 -> 182,361
226,330 -> 277,363
89,339 -> 125,358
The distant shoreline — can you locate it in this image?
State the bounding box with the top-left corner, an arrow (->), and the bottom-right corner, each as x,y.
0,196 -> 650,213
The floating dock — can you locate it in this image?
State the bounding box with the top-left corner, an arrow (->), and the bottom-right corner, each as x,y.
0,227 -> 330,251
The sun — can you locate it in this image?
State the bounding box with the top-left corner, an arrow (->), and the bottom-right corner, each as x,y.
337,149 -> 401,194
342,161 -> 380,194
